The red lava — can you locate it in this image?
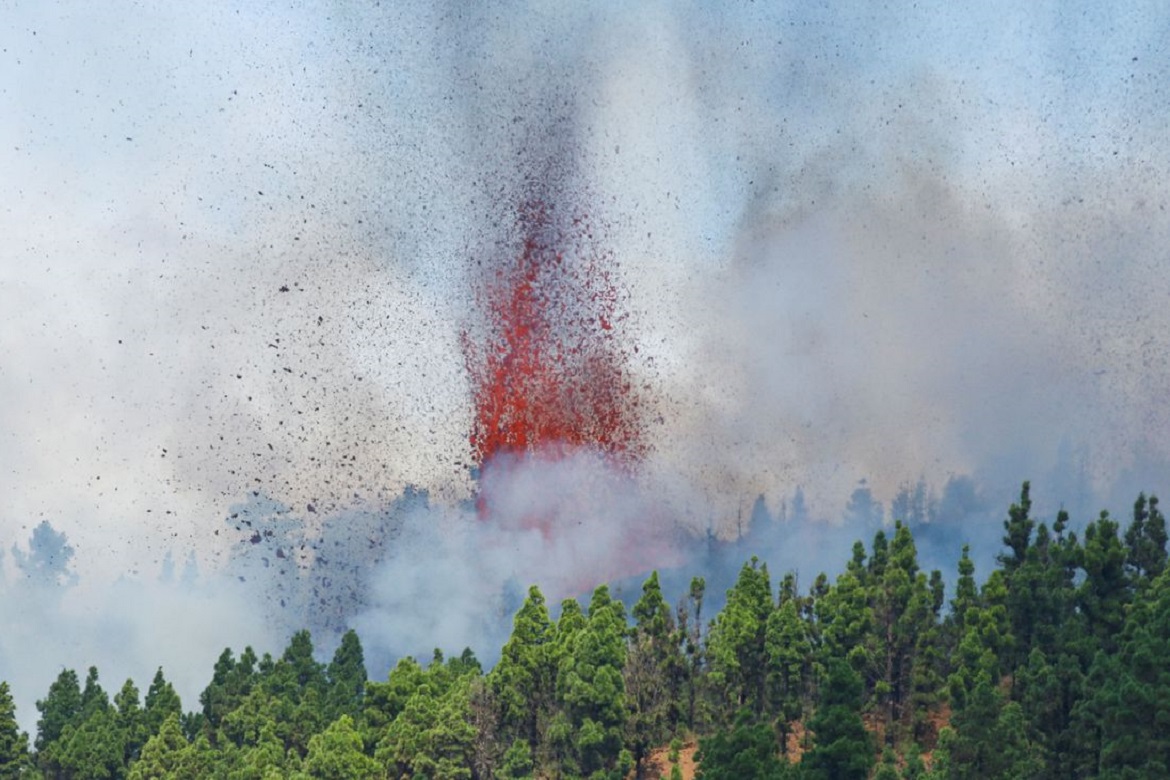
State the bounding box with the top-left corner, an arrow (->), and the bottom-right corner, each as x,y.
463,198 -> 645,500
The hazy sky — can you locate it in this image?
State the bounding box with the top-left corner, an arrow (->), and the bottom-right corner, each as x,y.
3,0 -> 1170,578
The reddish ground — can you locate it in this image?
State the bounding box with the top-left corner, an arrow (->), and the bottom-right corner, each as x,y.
638,741 -> 698,780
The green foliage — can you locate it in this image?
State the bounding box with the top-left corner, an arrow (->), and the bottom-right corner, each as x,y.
325,630 -> 367,722
696,710 -> 787,780
1085,567 -> 1170,776
497,738 -> 534,779
1124,494 -> 1168,590
816,568 -> 876,683
1079,510 -> 1131,653
707,558 -> 773,716
555,585 -> 629,777
0,681 -> 31,778
802,659 -> 873,780
903,742 -> 927,779
934,680 -> 1043,779
869,522 -> 940,740
948,568 -> 1013,710
365,656 -> 426,736
35,667 -> 83,776
18,486 -> 1170,780
375,675 -> 476,780
873,747 -> 901,780
632,570 -> 672,638
303,714 -> 380,779
36,668 -> 82,751
81,666 -> 110,718
201,646 -> 260,731
57,706 -> 126,780
269,630 -> 327,702
115,678 -> 146,763
231,719 -> 298,779
490,585 -> 554,752
145,667 -> 183,736
948,545 -> 978,634
625,571 -> 685,770
999,482 -> 1034,574
365,646 -> 482,779
764,597 -> 809,732
679,576 -> 707,729
126,713 -> 218,779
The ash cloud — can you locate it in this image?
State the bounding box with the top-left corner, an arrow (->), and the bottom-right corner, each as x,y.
570,2 -> 1170,525
3,0 -> 1170,734
0,523 -> 279,734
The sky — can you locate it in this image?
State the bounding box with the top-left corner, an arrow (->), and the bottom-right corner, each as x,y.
2,0 -> 1169,729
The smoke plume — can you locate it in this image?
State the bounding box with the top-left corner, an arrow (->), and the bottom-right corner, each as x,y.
3,0 -> 1169,732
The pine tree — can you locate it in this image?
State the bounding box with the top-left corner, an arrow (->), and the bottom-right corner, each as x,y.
626,571 -> 684,771
707,558 -> 773,717
80,666 -> 109,717
364,656 -> 426,737
941,679 -> 1043,779
302,714 -> 380,779
374,661 -> 478,780
764,597 -> 810,751
907,572 -> 946,747
1089,567 -> 1170,776
325,629 -> 367,721
490,586 -> 554,754
999,482 -> 1034,575
269,630 -> 327,701
696,709 -> 787,780
11,520 -> 79,591
0,681 -> 31,778
127,715 -> 187,780
496,738 -> 534,779
201,645 -> 260,738
873,747 -> 901,780
57,705 -> 126,780
201,648 -> 238,730
556,585 -> 628,777
815,569 -> 876,685
678,576 -> 706,730
114,678 -> 146,764
1078,511 -> 1130,654
144,668 -> 183,737
1014,647 -> 1085,779
948,545 -> 978,636
947,570 -> 1013,712
1125,493 -> 1168,591
35,667 -> 82,774
869,521 -> 934,741
802,659 -> 873,780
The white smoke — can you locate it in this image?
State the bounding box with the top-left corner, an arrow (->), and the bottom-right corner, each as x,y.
353,448 -> 690,663
0,539 -> 280,735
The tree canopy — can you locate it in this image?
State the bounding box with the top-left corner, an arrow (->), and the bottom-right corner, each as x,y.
4,483 -> 1168,779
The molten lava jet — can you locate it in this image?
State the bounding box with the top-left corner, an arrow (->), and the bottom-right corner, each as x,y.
464,197 -> 646,486
461,193 -> 683,594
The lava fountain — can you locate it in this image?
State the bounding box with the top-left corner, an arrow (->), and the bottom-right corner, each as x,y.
465,198 -> 645,467
462,192 -> 653,542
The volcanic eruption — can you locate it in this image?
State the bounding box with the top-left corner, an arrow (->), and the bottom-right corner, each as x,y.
461,177 -> 651,541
